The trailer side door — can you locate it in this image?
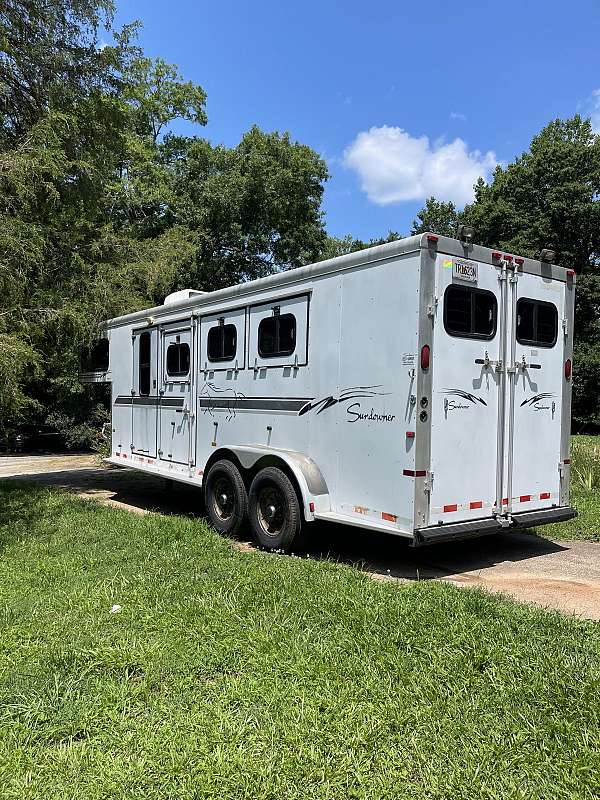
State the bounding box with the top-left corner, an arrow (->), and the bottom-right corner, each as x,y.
131,328 -> 159,458
158,324 -> 195,466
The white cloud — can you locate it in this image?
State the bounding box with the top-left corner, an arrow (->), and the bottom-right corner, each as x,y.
343,125 -> 496,207
587,89 -> 600,133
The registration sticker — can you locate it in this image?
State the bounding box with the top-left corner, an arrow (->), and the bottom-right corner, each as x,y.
452,259 -> 478,283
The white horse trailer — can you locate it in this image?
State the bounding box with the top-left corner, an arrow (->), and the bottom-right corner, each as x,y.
86,233 -> 576,549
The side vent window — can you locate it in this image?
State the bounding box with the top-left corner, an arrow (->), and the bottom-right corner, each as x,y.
82,338 -> 109,372
516,299 -> 558,347
258,313 -> 296,358
444,285 -> 497,340
249,294 -> 308,369
166,343 -> 190,377
139,332 -> 151,396
207,323 -> 237,362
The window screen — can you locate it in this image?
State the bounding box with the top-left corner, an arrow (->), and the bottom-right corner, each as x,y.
207,323 -> 237,362
444,285 -> 497,339
258,313 -> 296,357
166,342 -> 190,377
516,299 -> 558,347
139,332 -> 151,396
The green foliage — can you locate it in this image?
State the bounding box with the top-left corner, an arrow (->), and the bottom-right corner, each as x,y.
319,230 -> 402,261
0,0 -> 328,444
411,197 -> 460,236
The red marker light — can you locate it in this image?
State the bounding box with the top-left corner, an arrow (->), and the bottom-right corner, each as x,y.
515,257 -> 524,266
492,251 -> 502,260
309,501 -> 315,513
565,359 -> 572,380
406,431 -> 415,439
420,345 -> 430,370
426,234 -> 438,243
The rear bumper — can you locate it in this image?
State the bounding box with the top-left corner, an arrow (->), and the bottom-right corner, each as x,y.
413,505 -> 577,546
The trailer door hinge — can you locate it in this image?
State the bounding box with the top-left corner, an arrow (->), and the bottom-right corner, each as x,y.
562,318 -> 568,338
427,296 -> 438,317
424,471 -> 434,493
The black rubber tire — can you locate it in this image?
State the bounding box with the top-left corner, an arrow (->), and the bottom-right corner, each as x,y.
248,467 -> 304,552
204,460 -> 248,537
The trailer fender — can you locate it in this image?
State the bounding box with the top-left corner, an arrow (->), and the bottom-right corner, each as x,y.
209,446 -> 329,521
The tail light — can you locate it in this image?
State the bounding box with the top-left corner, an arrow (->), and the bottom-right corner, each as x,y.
564,359 -> 572,380
421,345 -> 431,370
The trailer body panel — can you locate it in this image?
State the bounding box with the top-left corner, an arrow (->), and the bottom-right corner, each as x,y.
92,233 -> 575,545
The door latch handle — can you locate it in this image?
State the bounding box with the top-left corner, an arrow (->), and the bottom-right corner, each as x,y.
518,356 -> 542,371
475,350 -> 499,370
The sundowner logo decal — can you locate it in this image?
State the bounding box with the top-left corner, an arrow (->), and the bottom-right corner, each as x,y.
520,393 -> 555,407
442,389 -> 487,406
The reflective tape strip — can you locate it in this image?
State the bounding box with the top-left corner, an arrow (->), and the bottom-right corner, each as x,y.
432,492 -> 558,515
403,469 -> 426,477
432,500 -> 491,514
341,503 -> 400,526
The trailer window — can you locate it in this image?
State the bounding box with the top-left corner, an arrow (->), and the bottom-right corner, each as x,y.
82,338 -> 109,372
166,343 -> 190,377
444,285 -> 497,339
139,332 -> 151,396
516,299 -> 558,347
207,323 -> 237,362
258,313 -> 296,357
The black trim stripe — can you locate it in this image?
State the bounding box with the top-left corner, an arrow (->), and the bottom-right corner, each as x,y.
114,396 -> 185,408
198,397 -> 312,413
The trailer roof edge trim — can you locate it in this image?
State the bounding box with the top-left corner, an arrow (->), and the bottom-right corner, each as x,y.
102,232 -> 570,328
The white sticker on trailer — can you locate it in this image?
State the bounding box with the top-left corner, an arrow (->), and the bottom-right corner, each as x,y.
452,259 -> 478,283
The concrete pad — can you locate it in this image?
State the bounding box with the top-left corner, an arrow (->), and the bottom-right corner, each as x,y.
1,454 -> 599,620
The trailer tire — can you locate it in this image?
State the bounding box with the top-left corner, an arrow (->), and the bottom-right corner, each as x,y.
248,467 -> 304,552
204,460 -> 248,537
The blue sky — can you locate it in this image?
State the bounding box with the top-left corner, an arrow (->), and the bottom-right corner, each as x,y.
114,0 -> 600,241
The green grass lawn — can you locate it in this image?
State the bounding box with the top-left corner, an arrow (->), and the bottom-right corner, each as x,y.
0,483 -> 599,799
536,435 -> 600,541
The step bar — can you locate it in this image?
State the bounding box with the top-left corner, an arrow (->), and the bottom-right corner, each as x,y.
413,506 -> 577,547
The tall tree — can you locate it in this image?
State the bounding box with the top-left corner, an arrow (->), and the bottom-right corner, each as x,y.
0,0 -> 330,444
163,127 -> 328,291
411,197 -> 460,236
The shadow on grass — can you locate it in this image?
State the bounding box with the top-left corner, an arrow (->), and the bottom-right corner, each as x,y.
0,467 -> 569,583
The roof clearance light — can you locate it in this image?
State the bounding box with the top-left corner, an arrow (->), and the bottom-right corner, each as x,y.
421,345 -> 431,371
565,359 -> 572,380
515,257 -> 524,266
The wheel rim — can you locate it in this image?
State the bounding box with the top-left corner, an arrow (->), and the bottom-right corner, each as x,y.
257,484 -> 286,537
212,475 -> 235,521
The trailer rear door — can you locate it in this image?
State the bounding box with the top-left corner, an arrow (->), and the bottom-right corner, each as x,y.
427,252 -> 568,529
428,257 -> 502,523
505,273 -> 564,512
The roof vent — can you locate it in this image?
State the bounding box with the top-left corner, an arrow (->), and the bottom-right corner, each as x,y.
163,289 -> 206,306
